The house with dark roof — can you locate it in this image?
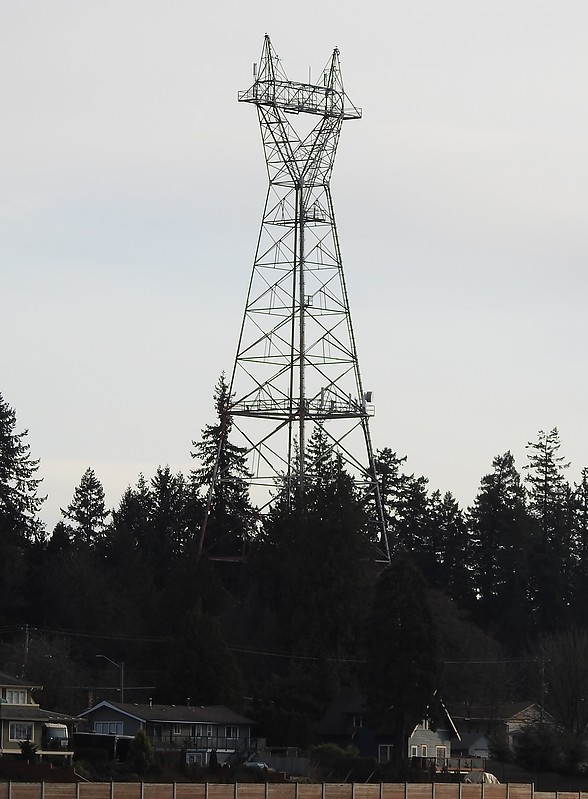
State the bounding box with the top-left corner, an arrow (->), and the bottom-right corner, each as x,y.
78,700 -> 258,766
446,702 -> 542,755
0,671 -> 76,761
317,689 -> 459,768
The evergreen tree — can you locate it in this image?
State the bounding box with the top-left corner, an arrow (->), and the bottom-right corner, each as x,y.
61,467 -> 109,547
469,452 -> 534,647
0,392 -> 45,618
571,468 -> 588,627
251,425 -> 377,714
191,375 -> 254,557
363,553 -> 440,771
525,429 -> 570,541
143,466 -> 188,584
417,491 -> 473,607
0,391 -> 45,544
374,448 -> 430,554
525,429 -> 573,629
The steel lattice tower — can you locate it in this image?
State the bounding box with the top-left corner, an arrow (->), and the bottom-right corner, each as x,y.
205,36 -> 388,561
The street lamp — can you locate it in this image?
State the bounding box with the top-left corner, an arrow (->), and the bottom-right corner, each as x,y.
96,655 -> 125,703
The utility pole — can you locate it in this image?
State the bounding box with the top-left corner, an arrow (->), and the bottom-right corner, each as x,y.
96,655 -> 125,703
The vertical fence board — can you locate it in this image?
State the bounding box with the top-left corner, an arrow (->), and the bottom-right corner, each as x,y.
44,786 -> 78,799
381,785 -> 410,799
233,786 -> 265,799
482,787 -> 507,799
10,786 -> 42,799
175,786 -> 207,799
267,786 -> 297,799
407,786 -> 434,799
323,785 -> 353,799
506,787 -> 533,799
112,785 -> 142,799
144,785 -> 174,799
431,785 -> 461,799
352,786 -> 379,799
296,786 -> 323,799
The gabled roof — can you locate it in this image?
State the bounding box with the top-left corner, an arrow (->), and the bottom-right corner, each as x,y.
318,689 -> 459,739
78,700 -> 255,726
0,671 -> 42,690
0,705 -> 77,723
446,702 -> 539,723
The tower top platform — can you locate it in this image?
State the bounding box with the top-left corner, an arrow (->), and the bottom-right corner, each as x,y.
238,35 -> 362,120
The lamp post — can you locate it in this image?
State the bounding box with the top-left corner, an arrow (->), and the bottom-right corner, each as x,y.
96,655 -> 125,703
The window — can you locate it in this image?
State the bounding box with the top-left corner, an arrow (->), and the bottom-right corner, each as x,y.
410,745 -> 418,758
378,744 -> 393,763
436,746 -> 447,767
421,745 -> 428,757
186,752 -> 205,766
93,721 -> 123,735
225,725 -> 238,738
173,724 -> 183,735
352,715 -> 364,728
9,723 -> 33,741
6,690 -> 27,705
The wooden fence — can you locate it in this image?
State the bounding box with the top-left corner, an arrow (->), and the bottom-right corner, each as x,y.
0,784 -> 583,799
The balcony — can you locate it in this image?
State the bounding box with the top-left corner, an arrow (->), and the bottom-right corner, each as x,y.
150,734 -> 257,753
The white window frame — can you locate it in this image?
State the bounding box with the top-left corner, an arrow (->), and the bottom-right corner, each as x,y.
410,745 -> 418,758
421,745 -> 428,757
186,751 -> 205,766
93,721 -> 124,735
6,690 -> 27,705
225,725 -> 238,738
9,723 -> 33,741
352,715 -> 364,728
436,746 -> 447,766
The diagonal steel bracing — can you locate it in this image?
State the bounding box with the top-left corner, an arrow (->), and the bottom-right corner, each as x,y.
204,35 -> 389,561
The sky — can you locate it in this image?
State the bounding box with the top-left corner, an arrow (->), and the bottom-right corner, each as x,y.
2,0 -> 588,532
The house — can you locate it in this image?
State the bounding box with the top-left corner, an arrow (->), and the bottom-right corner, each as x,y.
78,700 -> 258,766
0,671 -> 75,761
446,702 -> 542,755
317,689 -> 459,768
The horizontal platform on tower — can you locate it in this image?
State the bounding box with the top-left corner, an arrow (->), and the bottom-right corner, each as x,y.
238,79 -> 362,119
231,397 -> 374,419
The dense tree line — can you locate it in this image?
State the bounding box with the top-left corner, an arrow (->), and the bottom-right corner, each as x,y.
1,382 -> 588,772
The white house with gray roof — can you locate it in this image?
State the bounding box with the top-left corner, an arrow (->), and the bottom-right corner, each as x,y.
78,700 -> 257,765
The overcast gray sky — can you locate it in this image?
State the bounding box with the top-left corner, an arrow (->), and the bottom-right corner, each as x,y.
2,0 -> 587,531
